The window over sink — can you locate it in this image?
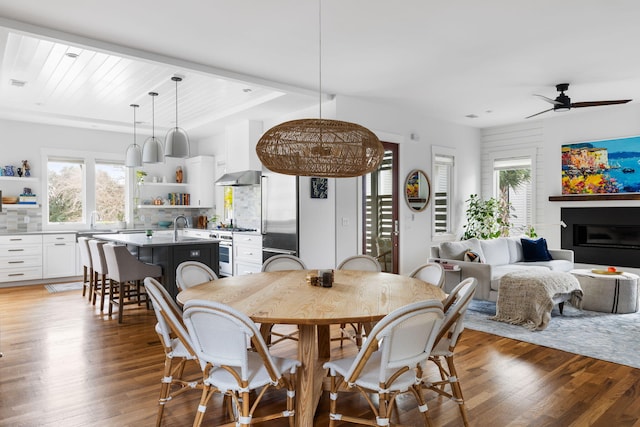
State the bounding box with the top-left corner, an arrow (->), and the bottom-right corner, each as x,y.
44,149 -> 126,227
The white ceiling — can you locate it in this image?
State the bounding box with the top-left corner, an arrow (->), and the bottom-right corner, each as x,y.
1,0 -> 640,139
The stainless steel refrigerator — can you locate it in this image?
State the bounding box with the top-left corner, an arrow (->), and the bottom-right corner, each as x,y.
261,168 -> 299,262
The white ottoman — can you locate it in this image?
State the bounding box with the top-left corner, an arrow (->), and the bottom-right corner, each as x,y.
570,269 -> 640,314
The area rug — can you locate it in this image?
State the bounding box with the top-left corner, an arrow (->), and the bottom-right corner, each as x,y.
465,300 -> 640,369
45,282 -> 84,293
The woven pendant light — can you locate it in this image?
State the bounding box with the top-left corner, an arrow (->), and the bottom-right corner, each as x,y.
165,76 -> 190,158
257,118 -> 383,177
125,103 -> 142,167
142,92 -> 164,164
256,1 -> 383,178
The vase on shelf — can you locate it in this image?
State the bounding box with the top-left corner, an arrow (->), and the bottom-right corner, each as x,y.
133,183 -> 141,207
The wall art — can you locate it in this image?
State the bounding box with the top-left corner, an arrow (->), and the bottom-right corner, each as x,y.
562,135 -> 640,194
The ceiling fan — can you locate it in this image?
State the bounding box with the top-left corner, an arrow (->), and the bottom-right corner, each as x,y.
526,83 -> 631,119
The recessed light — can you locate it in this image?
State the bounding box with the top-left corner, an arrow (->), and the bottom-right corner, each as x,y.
10,79 -> 27,87
242,88 -> 252,93
465,114 -> 478,119
65,52 -> 79,59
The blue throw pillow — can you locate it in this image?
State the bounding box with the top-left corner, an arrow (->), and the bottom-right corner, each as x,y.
521,238 -> 553,262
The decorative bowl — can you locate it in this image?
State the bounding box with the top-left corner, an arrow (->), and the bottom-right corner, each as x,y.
2,196 -> 18,204
158,220 -> 173,228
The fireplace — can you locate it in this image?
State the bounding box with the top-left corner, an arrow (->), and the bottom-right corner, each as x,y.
561,207 -> 640,267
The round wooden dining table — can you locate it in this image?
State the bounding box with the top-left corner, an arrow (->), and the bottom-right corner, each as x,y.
177,269 -> 446,427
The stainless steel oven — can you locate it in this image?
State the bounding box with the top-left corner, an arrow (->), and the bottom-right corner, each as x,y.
210,230 -> 233,277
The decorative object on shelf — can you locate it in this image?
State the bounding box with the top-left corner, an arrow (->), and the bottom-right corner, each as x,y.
164,76 -> 190,158
310,177 -> 328,199
175,166 -> 183,183
17,167 -> 22,177
19,192 -> 37,204
21,160 -> 30,177
142,92 -> 164,164
135,170 -> 147,184
2,196 -> 18,204
4,165 -> 15,176
255,0 -> 383,178
125,104 -> 142,167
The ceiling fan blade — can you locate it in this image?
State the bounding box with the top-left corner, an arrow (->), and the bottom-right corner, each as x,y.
571,99 -> 632,108
525,108 -> 553,119
533,94 -> 562,105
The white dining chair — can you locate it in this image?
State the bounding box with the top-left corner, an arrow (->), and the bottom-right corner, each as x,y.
334,254 -> 383,348
260,254 -> 307,346
261,254 -> 307,272
409,262 -> 445,288
176,260 -> 218,291
422,278 -> 477,426
324,299 -> 445,427
182,299 -> 301,427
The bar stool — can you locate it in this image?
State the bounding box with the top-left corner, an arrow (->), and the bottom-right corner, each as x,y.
103,243 -> 162,323
77,237 -> 93,301
88,239 -> 110,312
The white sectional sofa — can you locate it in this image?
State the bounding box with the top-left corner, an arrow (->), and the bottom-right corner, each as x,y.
429,237 -> 574,301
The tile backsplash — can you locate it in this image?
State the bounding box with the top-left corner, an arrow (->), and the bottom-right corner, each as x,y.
232,185 -> 261,230
0,208 -> 42,232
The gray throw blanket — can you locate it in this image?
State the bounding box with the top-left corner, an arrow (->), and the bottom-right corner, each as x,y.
491,270 -> 583,331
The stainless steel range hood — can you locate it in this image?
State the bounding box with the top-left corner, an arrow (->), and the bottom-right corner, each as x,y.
215,170 -> 261,186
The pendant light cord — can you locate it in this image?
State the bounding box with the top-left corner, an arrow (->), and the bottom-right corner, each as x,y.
151,93 -> 156,138
175,78 -> 179,127
318,0 -> 322,120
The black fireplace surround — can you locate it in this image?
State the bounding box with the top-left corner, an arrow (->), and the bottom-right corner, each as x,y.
561,207 -> 640,268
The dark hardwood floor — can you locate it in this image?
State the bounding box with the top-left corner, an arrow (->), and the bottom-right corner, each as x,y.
1,284 -> 639,426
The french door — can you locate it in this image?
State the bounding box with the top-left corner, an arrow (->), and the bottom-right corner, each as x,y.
362,142 -> 399,273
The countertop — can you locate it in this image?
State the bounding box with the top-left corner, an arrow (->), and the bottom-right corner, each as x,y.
92,232 -> 220,247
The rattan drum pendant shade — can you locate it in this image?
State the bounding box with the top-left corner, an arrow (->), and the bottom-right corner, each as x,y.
256,118 -> 384,177
255,0 -> 383,178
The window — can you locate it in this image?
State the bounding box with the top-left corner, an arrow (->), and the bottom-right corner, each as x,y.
432,148 -> 455,236
47,158 -> 84,223
45,150 -> 126,227
95,161 -> 126,222
492,156 -> 532,234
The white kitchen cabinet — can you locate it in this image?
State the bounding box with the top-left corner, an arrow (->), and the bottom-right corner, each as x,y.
185,155 -> 215,208
233,232 -> 262,275
0,234 -> 43,282
43,233 -> 76,279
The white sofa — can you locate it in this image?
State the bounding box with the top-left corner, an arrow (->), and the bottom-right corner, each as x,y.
429,237 -> 574,301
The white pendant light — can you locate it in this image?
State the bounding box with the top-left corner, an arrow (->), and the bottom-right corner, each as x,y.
164,76 -> 190,158
125,103 -> 142,167
142,91 -> 164,164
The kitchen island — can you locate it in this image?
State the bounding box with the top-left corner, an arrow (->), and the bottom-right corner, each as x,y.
92,232 -> 219,299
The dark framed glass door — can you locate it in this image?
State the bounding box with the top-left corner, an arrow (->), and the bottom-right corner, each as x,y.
362,142 -> 399,273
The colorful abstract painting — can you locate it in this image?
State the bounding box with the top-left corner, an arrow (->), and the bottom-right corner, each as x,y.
562,136 -> 640,194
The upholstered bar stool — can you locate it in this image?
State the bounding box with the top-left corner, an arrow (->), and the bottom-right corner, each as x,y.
77,237 -> 94,301
103,243 -> 162,323
88,239 -> 110,312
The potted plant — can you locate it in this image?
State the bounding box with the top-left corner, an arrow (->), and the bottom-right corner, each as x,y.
462,194 -> 512,240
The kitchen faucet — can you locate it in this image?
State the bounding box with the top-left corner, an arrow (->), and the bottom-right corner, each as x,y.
90,211 -> 100,229
173,215 -> 188,242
